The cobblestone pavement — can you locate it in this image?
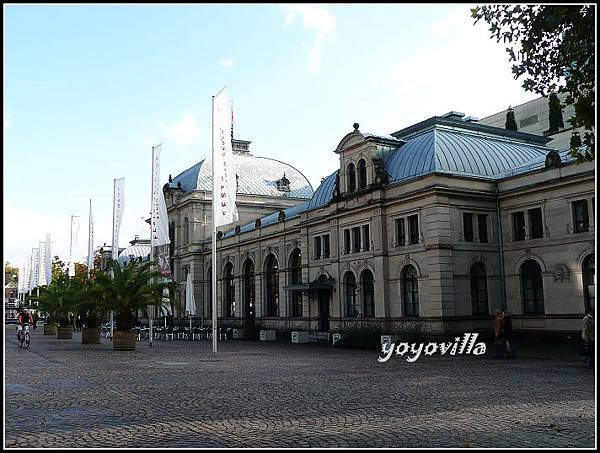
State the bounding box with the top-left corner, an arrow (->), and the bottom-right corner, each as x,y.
4,328 -> 596,448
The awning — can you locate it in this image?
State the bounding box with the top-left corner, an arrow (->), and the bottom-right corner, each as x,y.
284,278 -> 335,293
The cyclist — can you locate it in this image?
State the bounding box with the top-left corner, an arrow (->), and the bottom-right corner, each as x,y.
17,309 -> 33,340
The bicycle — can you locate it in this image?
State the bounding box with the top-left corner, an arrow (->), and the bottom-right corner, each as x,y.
17,324 -> 31,349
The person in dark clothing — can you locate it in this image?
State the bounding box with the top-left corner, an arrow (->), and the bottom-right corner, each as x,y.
32,312 -> 39,329
493,309 -> 504,358
503,311 -> 516,358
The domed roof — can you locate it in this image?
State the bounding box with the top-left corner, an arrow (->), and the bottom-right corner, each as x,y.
118,244 -> 151,266
385,127 -> 555,183
169,152 -> 314,199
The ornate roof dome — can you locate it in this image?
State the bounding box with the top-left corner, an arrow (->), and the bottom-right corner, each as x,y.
168,142 -> 314,199
118,244 -> 151,267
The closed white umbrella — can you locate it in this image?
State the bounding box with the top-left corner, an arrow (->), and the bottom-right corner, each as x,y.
185,272 -> 196,334
161,287 -> 171,328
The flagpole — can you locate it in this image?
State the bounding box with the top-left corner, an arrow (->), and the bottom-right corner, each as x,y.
212,94 -> 218,355
110,180 -> 116,340
69,215 -> 73,280
149,146 -> 155,347
88,199 -> 92,279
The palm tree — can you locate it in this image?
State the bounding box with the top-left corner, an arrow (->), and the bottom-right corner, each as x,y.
95,258 -> 174,332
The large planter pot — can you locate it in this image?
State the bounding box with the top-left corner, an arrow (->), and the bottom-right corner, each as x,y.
82,327 -> 101,344
113,330 -> 137,351
56,326 -> 73,339
43,324 -> 57,335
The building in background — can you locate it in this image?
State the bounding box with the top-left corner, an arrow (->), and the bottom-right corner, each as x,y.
478,93 -> 583,152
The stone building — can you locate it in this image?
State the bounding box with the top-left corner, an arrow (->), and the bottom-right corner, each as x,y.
165,107 -> 595,337
478,92 -> 584,152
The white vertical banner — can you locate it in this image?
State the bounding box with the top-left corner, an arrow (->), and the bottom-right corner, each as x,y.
151,145 -> 171,247
31,247 -> 40,289
212,86 -> 239,228
44,234 -> 53,285
68,215 -> 81,277
38,241 -> 47,287
88,199 -> 94,274
24,252 -> 31,292
18,260 -> 26,295
112,178 -> 125,261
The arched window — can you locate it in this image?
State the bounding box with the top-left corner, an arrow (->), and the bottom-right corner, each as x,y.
265,255 -> 279,317
289,249 -> 302,317
583,254 -> 595,311
206,267 -> 212,317
347,163 -> 356,193
345,272 -> 357,317
403,265 -> 419,317
362,269 -> 375,317
470,263 -> 488,315
358,159 -> 367,190
184,217 -> 190,244
223,263 -> 235,317
521,260 -> 544,314
243,259 -> 255,321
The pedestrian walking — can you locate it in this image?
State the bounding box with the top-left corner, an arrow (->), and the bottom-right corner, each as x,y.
32,312 -> 39,329
581,308 -> 594,368
503,311 -> 516,358
494,309 -> 505,358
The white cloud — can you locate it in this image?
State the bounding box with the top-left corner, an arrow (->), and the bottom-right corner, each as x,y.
281,5 -> 337,74
218,57 -> 236,67
155,110 -> 201,146
369,7 -> 538,129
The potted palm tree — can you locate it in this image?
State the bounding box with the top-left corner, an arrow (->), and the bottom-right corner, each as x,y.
74,274 -> 105,344
96,258 -> 172,351
35,277 -> 76,339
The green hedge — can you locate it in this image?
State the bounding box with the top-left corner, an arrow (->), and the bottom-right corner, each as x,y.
335,321 -> 430,350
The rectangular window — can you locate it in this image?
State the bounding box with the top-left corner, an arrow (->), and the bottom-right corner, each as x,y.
344,229 -> 351,254
463,213 -> 473,242
478,214 -> 488,243
408,215 -> 419,245
513,211 -> 525,241
362,225 -> 370,251
322,235 -> 330,258
314,236 -> 322,260
528,208 -> 543,239
572,200 -> 589,233
396,218 -> 405,246
352,227 -> 361,252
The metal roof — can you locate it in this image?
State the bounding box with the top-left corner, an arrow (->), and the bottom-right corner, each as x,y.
385,127 -> 555,183
170,153 -> 314,199
307,170 -> 338,210
118,244 -> 151,266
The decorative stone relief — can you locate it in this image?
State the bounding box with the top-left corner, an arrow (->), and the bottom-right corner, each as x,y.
552,263 -> 570,281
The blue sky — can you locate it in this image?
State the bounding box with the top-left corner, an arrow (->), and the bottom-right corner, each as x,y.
4,4 -> 539,268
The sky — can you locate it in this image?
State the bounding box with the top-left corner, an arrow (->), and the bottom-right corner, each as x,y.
3,4 -> 540,269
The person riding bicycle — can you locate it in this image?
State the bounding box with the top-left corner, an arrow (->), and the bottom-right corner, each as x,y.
17,309 -> 33,338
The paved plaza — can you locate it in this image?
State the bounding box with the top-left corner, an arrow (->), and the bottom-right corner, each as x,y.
4,327 -> 596,448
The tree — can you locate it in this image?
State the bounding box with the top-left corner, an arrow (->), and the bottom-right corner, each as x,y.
505,107 -> 518,131
5,262 -> 18,285
52,256 -> 67,282
95,258 -> 174,331
471,5 -> 595,162
548,92 -> 564,134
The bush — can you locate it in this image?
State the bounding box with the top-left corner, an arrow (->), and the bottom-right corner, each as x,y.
391,321 -> 430,344
336,322 -> 385,349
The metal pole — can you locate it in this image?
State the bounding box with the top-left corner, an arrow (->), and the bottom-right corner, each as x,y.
149,146 -> 155,347
496,185 -> 508,311
212,94 -> 218,355
110,180 -> 116,340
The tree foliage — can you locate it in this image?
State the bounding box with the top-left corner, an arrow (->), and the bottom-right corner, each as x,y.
5,262 -> 19,285
471,5 -> 595,162
95,258 -> 175,331
548,92 -> 565,133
